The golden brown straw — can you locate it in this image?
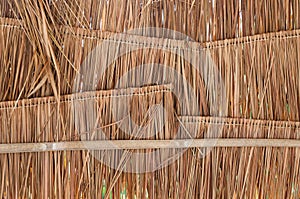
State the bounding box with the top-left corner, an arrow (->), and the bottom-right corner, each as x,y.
1,0 -> 300,198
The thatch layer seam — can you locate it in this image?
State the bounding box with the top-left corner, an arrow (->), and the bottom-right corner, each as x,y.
1,17 -> 300,51
0,84 -> 172,109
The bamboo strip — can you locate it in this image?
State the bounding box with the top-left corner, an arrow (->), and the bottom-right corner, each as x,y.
1,139 -> 300,154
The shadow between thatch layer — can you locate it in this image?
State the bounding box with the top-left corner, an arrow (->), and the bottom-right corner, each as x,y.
0,84 -> 172,109
1,17 -> 300,50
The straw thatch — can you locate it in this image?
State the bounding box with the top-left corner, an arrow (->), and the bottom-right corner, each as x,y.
0,0 -> 300,198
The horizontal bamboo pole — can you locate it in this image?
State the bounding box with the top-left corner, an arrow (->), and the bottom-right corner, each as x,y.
1,139 -> 300,154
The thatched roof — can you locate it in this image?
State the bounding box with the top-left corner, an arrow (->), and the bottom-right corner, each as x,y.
0,0 -> 300,198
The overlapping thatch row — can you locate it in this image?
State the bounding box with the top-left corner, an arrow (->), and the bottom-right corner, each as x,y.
0,84 -> 177,198
1,85 -> 300,198
2,16 -> 299,119
0,22 -> 300,198
1,0 -> 300,42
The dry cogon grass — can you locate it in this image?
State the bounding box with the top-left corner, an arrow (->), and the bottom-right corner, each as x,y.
0,0 -> 300,198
